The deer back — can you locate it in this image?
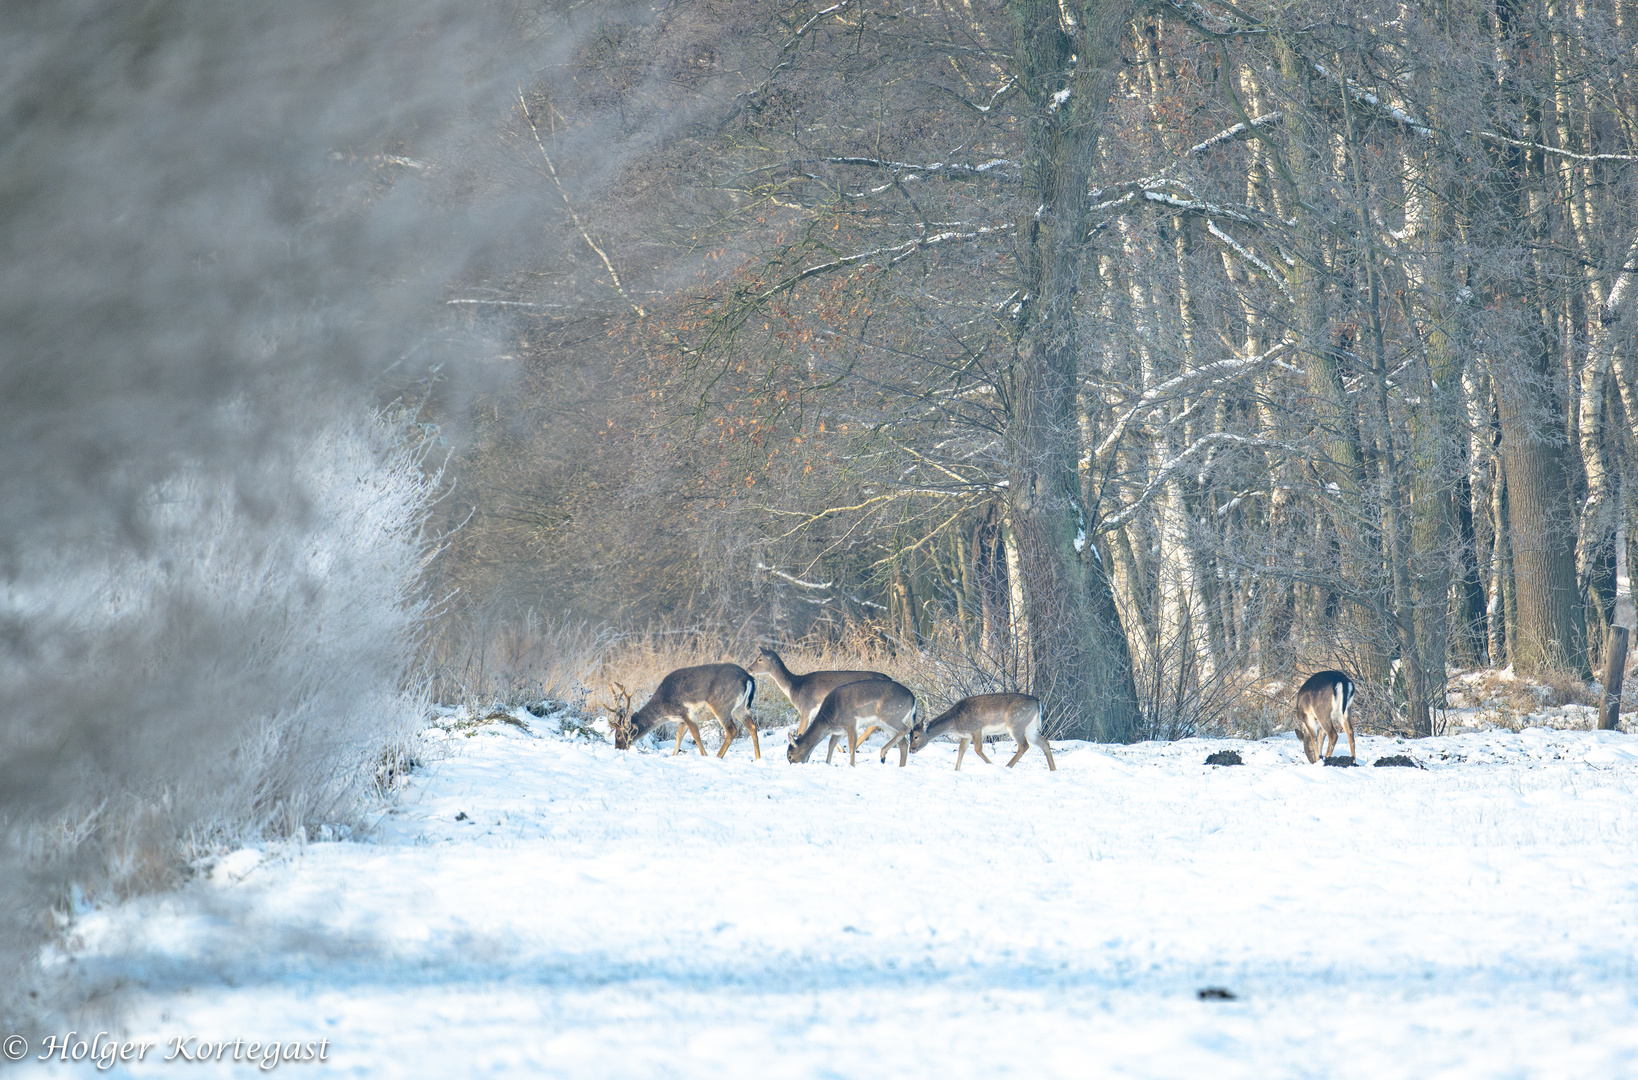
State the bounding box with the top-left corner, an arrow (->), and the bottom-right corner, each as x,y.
1294,670 -> 1353,733
749,648 -> 889,723
787,677 -> 916,762
630,663 -> 755,739
912,693 -> 1040,749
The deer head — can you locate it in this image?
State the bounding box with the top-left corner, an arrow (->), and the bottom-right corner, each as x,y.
601,682 -> 635,749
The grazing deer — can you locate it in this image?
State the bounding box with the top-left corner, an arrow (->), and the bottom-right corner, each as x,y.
603,663 -> 760,759
786,678 -> 919,767
747,646 -> 890,736
1294,669 -> 1356,763
908,693 -> 1055,771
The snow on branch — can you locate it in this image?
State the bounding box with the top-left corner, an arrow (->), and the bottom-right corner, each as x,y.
1101,431 -> 1306,531
826,156 -> 1016,178
1138,188 -> 1255,222
786,1 -> 853,49
1090,114 -> 1280,221
1154,0 -> 1268,39
518,91 -> 645,318
1604,230 -> 1638,319
1184,112 -> 1282,156
1205,220 -> 1292,298
1093,341 -> 1293,463
756,563 -> 834,590
1313,63 -> 1433,139
1476,129 -> 1638,163
748,224 -> 1012,303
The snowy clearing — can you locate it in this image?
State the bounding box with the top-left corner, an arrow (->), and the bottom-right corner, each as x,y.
20,715 -> 1638,1079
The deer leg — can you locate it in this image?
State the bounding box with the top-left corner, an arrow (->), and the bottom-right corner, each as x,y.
857,724 -> 879,747
955,737 -> 969,771
845,723 -> 858,767
898,735 -> 909,767
708,706 -> 736,759
1040,736 -> 1057,772
1297,721 -> 1317,763
1005,735 -> 1029,768
969,735 -> 994,765
684,719 -> 709,756
825,732 -> 841,765
745,713 -> 762,760
672,721 -> 688,756
1345,725 -> 1356,762
1321,728 -> 1337,760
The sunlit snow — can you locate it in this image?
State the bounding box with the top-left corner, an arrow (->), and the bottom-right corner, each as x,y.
22,715 -> 1638,1078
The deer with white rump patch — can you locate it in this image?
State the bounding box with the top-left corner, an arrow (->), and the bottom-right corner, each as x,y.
1293,669 -> 1356,763
604,663 -> 760,759
907,693 -> 1056,771
786,678 -> 919,766
747,646 -> 890,736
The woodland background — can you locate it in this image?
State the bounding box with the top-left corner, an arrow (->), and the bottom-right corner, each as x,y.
5,0 -> 1638,1033
429,0 -> 1638,743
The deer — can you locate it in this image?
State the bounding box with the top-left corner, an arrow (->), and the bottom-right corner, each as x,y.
1293,669 -> 1356,763
907,693 -> 1056,771
746,646 -> 891,737
602,663 -> 761,759
786,678 -> 919,767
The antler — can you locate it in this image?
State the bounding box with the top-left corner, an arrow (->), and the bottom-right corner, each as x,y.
605,682 -> 636,749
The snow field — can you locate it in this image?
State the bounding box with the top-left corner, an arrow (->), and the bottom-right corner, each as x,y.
21,719 -> 1638,1079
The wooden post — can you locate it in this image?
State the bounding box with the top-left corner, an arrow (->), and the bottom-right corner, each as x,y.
1599,625 -> 1629,731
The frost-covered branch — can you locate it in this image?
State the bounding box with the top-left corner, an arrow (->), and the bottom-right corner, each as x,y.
756,563 -> 834,589
1474,129 -> 1638,163
1101,431 -> 1306,531
1205,220 -> 1293,298
1313,63 -> 1433,139
518,90 -> 645,318
746,224 -> 1012,304
1093,341 -> 1293,463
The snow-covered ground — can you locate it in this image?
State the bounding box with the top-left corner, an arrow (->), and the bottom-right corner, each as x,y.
18,713 -> 1638,1078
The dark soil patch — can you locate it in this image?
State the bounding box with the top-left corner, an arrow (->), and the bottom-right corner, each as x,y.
1323,755 -> 1358,767
1205,750 -> 1243,766
1197,987 -> 1238,1000
1373,755 -> 1422,768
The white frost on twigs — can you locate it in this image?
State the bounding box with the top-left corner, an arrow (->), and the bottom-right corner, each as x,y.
756,564 -> 834,590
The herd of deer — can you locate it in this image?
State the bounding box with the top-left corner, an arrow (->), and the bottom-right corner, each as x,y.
600,648 -> 1359,769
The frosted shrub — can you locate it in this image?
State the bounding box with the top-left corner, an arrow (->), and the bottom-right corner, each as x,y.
0,411 -> 438,1024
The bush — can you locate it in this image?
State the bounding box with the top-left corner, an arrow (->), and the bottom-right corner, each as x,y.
0,414 -> 440,1029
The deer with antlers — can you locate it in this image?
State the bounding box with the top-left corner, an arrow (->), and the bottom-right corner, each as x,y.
602,663 -> 760,759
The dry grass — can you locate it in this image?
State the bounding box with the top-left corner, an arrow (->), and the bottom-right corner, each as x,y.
423,609 -> 615,709
1445,668 -> 1605,732
594,625 -> 922,730
1449,669 -> 1594,712
433,616 -> 979,738
429,612 -> 1636,747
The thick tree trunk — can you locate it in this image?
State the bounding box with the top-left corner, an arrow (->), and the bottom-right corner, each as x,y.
1495,370 -> 1586,674
1006,0 -> 1141,741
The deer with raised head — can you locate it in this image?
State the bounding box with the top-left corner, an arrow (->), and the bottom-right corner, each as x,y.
603,663 -> 760,759
747,646 -> 890,737
908,693 -> 1055,771
1293,669 -> 1356,763
786,678 -> 918,767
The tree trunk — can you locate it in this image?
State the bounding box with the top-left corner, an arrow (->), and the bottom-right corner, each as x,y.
1006,0 -> 1141,741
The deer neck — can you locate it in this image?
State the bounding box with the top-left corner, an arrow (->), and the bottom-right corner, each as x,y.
760,653 -> 798,698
